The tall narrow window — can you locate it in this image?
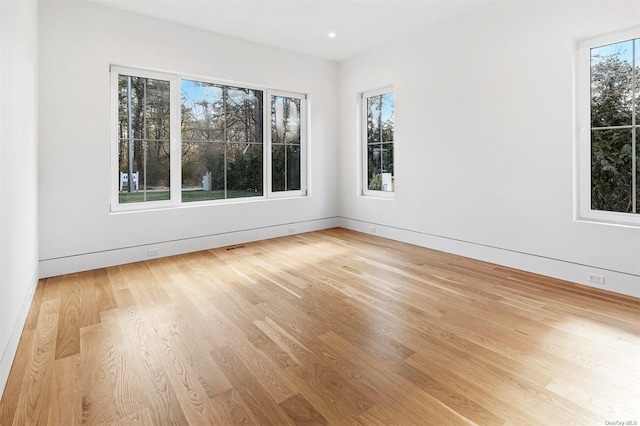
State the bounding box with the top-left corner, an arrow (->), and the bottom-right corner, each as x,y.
363,88 -> 394,197
269,91 -> 306,196
116,72 -> 171,204
181,80 -> 263,202
590,39 -> 638,213
578,28 -> 639,226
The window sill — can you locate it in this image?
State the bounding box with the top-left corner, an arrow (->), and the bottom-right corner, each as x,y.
576,209 -> 640,228
361,191 -> 395,201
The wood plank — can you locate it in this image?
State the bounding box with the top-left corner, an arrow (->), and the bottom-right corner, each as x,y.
92,268 -> 118,313
209,387 -> 261,425
47,354 -> 82,425
212,345 -> 296,425
0,329 -> 34,424
55,273 -> 99,360
144,313 -> 220,424
279,393 -> 328,425
100,308 -> 151,421
80,323 -> 119,425
103,288 -> 191,425
11,299 -> 60,425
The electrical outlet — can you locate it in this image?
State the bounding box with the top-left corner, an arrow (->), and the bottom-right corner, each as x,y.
588,273 -> 605,285
147,248 -> 159,257
289,227 -> 296,234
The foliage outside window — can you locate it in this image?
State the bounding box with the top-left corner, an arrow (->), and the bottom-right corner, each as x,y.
116,74 -> 171,204
270,92 -> 305,195
181,80 -> 263,202
111,66 -> 307,211
578,28 -> 639,226
363,88 -> 394,197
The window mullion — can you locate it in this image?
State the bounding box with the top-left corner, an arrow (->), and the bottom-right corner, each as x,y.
264,93 -> 270,196
632,39 -> 637,213
223,87 -> 228,199
170,74 -> 181,205
126,76 -> 134,195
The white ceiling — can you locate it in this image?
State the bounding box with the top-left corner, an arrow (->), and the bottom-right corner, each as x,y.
84,0 -> 488,61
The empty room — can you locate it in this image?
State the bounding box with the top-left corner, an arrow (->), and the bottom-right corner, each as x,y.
1,0 -> 639,424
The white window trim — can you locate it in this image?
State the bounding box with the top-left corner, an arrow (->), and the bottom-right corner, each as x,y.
110,66 -> 308,213
267,89 -> 308,198
575,26 -> 640,227
361,86 -> 395,199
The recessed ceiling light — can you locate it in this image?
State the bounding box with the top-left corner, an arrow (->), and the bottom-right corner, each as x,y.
328,32 -> 338,38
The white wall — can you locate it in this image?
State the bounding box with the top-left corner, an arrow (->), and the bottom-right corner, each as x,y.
338,1 -> 640,297
38,2 -> 339,276
0,0 -> 39,400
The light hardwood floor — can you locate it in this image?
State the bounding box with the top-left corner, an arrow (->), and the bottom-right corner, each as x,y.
1,228 -> 639,425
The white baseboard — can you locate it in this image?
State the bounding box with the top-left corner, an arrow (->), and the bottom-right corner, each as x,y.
339,217 -> 640,299
39,217 -> 340,279
36,214 -> 640,295
0,269 -> 39,401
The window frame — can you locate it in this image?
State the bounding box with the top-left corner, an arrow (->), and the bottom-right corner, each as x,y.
178,75 -> 267,206
576,27 -> 640,227
267,89 -> 308,198
110,66 -> 181,212
361,86 -> 395,199
110,65 -> 307,213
